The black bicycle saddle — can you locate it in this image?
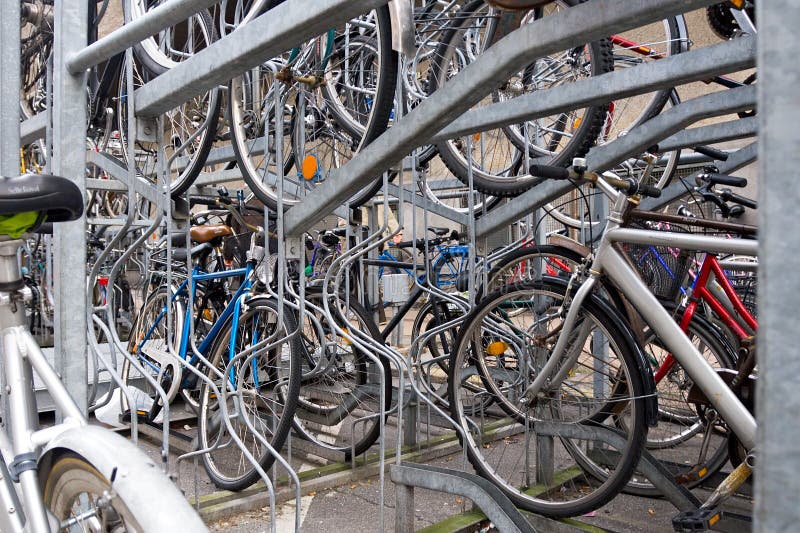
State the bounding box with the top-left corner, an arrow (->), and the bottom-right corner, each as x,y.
0,174 -> 84,223
428,226 -> 449,236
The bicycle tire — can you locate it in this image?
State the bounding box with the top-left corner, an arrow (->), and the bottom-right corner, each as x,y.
293,291 -> 391,459
232,7 -> 397,209
448,279 -> 648,517
116,14 -> 221,198
428,0 -> 613,197
198,296 -> 301,491
482,244 -> 585,297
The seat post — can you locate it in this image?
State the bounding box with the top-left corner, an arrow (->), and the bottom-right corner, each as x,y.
0,237 -> 23,289
0,237 -> 28,328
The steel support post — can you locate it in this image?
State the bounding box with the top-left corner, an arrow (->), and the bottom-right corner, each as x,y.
52,1 -> 89,415
283,0 -> 723,236
0,0 -> 20,177
394,483 -> 415,533
755,0 -> 800,530
20,112 -> 47,146
1,0 -> 22,427
134,0 -> 386,117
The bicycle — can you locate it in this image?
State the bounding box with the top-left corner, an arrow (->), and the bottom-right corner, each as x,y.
0,173 -> 207,531
124,195 -> 300,491
448,162 -> 757,523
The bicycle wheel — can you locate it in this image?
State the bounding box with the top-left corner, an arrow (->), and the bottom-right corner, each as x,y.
198,295 -> 300,491
116,13 -> 221,198
409,298 -> 465,405
293,291 -> 390,459
428,0 -> 612,197
43,452 -> 206,532
449,279 -> 648,517
623,307 -> 736,496
232,7 -> 397,209
483,244 -> 585,296
123,286 -> 185,410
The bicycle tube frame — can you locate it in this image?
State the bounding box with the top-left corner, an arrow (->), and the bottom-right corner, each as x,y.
600,227 -> 758,449
654,253 -> 758,383
136,265 -> 252,372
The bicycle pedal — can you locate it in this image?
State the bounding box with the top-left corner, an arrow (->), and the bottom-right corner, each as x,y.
672,508 -> 723,531
675,464 -> 711,485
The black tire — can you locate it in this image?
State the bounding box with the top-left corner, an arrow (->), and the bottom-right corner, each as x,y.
482,244 -> 585,298
198,296 -> 301,491
623,306 -> 736,496
293,290 -> 391,459
449,279 -> 648,517
428,0 -> 613,197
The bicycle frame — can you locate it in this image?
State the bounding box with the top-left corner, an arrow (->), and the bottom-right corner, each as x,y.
135,263 -> 253,390
0,239 -> 87,531
654,252 -> 758,383
523,204 -> 758,450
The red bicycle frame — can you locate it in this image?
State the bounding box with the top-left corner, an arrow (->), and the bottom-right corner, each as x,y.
654,252 -> 757,383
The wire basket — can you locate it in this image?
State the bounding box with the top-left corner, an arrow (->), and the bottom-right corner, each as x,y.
621,220 -> 693,302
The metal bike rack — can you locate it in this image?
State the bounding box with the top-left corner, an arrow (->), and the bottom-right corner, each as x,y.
7,0 -> 796,529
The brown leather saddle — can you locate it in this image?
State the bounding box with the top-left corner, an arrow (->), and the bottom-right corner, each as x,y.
189,224 -> 233,244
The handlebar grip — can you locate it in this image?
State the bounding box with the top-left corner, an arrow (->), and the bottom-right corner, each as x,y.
189,196 -> 219,207
529,164 -> 570,180
697,172 -> 748,188
629,182 -> 662,198
694,145 -> 729,162
720,189 -> 758,210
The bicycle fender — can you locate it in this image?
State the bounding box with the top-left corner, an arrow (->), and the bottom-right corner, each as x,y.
388,0 -> 415,57
37,426 -> 208,532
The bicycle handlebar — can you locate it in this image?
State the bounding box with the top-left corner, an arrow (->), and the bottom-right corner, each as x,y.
720,189 -> 758,210
528,164 -> 661,198
693,145 -> 729,162
696,170 -> 747,188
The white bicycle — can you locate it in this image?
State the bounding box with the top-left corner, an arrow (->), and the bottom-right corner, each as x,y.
0,173 -> 207,532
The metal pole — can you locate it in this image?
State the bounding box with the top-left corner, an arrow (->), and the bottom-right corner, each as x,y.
755,0 -> 800,530
52,1 -> 89,415
0,0 -> 20,177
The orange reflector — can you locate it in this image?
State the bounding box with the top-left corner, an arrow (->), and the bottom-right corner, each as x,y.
572,116 -> 583,130
698,467 -> 708,478
472,133 -> 481,142
708,513 -> 720,527
485,341 -> 508,356
728,0 -> 745,8
202,309 -> 214,321
301,155 -> 318,180
342,328 -> 352,345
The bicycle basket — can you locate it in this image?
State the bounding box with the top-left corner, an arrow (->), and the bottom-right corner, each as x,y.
621,220 -> 693,302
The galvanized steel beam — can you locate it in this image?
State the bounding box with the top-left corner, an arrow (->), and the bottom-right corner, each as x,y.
657,117 -> 757,153
432,36 -> 755,142
283,0 -> 722,236
135,0 -> 386,117
587,85 -> 755,171
66,0 -> 221,74
19,112 -> 48,147
474,86 -> 755,237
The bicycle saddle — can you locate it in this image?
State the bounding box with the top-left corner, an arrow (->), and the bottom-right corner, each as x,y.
428,227 -> 449,236
0,174 -> 83,223
190,225 -> 233,243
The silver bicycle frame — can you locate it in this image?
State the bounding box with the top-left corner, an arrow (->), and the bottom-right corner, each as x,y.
0,238 -> 87,533
523,183 -> 758,451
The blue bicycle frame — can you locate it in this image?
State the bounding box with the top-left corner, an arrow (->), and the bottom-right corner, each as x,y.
136,262 -> 255,388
